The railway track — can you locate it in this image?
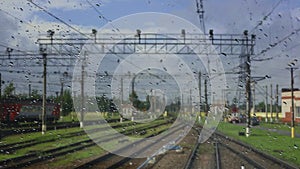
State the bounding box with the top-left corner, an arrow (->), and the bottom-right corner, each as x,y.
0,119 -> 173,169
0,118 -> 123,138
2,122 -> 299,169
183,128 -> 299,169
214,131 -> 299,169
131,126 -> 200,169
0,120 -> 141,154
0,117 -> 170,154
182,129 -> 201,169
75,123 -> 186,169
214,142 -> 221,169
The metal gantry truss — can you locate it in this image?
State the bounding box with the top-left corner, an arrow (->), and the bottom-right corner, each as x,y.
37,32 -> 255,55
0,32 -> 255,67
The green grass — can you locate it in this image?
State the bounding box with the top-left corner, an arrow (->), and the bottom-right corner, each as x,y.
1,127 -> 83,145
48,120 -> 173,167
0,118 -> 173,161
135,123 -> 172,138
217,122 -> 300,166
0,130 -> 90,160
48,145 -> 105,168
58,112 -> 121,122
259,122 -> 300,134
57,112 -> 79,122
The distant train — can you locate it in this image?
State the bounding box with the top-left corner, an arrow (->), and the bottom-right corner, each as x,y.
0,98 -> 60,123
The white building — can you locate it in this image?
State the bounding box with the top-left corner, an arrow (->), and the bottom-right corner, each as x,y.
281,89 -> 300,123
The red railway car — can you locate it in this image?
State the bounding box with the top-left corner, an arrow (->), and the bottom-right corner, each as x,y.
0,99 -> 60,123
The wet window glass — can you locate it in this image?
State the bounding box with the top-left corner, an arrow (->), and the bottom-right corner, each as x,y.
0,0 -> 299,169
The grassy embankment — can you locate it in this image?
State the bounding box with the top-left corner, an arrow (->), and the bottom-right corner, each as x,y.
217,122 -> 300,166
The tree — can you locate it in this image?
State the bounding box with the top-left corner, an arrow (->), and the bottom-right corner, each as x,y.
256,101 -> 265,112
96,95 -> 117,113
4,82 -> 15,98
129,91 -> 150,111
61,90 -> 74,116
31,89 -> 41,99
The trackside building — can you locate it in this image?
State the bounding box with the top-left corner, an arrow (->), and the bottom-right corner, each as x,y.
281,88 -> 300,123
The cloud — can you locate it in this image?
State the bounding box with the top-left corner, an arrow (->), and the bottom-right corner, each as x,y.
35,0 -> 89,11
0,0 -> 300,98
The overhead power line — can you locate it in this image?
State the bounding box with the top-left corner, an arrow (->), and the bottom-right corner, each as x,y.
250,0 -> 283,33
85,0 -> 119,32
27,0 -> 87,37
253,26 -> 300,59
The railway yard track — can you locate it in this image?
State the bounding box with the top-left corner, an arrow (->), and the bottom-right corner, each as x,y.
0,118 -> 173,169
214,132 -> 299,169
1,122 -> 299,169
183,130 -> 299,169
74,123 -> 186,169
0,118 -> 124,138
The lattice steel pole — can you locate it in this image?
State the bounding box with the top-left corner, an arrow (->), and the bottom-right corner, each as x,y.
245,30 -> 252,137
42,52 -> 47,135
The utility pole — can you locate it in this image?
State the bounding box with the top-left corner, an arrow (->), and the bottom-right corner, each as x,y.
245,52 -> 251,136
189,89 -> 192,113
40,30 -> 54,135
290,67 -> 295,138
153,90 -> 156,116
42,52 -> 47,135
60,80 -> 64,116
204,78 -> 208,116
270,84 -> 273,122
0,73 -> 2,99
131,73 -> 137,100
243,30 -> 252,137
80,52 -> 86,128
60,72 -> 68,117
198,71 -> 202,112
121,77 -> 123,105
181,93 -> 184,112
265,85 -> 268,122
287,62 -> 298,138
120,77 -> 123,123
195,0 -> 206,34
28,84 -> 31,98
275,84 -> 279,122
252,82 -> 256,115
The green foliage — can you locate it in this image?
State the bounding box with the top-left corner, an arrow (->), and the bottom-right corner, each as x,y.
255,101 -> 281,112
31,89 -> 41,99
96,95 -> 116,112
60,90 -> 74,116
3,82 -> 15,97
165,100 -> 180,113
129,91 -> 150,111
256,101 -> 266,112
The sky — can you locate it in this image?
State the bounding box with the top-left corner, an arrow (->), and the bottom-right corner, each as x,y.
0,0 -> 300,105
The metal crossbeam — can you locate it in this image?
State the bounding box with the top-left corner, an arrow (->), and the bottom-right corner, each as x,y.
0,32 -> 255,67
37,33 -> 255,55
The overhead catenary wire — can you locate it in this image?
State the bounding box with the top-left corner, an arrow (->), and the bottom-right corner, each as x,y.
1,0 -> 276,105
26,0 -> 180,86
250,0 -> 283,33
253,26 -> 300,60
0,7 -> 43,33
27,0 -> 87,37
85,0 -> 119,32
